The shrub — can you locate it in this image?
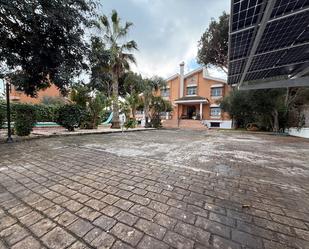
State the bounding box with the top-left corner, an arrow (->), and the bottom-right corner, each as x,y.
56,104 -> 83,131
0,101 -> 6,129
124,118 -> 137,129
150,115 -> 162,128
34,104 -> 60,122
14,104 -> 37,136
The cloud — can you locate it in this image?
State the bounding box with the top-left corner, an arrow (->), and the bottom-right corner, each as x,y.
99,0 -> 229,79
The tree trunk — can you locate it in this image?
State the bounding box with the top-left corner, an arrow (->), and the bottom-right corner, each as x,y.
111,76 -> 120,129
272,109 -> 279,132
144,104 -> 149,127
132,106 -> 136,119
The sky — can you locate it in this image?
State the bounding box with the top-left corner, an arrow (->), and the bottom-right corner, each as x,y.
99,0 -> 229,79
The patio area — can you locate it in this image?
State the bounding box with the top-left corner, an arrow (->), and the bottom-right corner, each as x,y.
0,129 -> 309,249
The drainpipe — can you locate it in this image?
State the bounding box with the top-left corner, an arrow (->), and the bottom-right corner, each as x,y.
179,62 -> 185,98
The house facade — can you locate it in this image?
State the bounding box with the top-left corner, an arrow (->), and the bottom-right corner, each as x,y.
159,62 -> 232,129
9,84 -> 62,104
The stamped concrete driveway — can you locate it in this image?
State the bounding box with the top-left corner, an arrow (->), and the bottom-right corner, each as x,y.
0,129 -> 309,249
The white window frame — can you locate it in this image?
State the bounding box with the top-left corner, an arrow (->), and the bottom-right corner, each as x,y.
186,86 -> 197,96
211,87 -> 223,97
210,107 -> 221,117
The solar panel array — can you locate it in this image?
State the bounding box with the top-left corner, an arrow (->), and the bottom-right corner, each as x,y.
228,0 -> 309,86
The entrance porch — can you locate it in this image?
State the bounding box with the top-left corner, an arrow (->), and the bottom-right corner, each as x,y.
174,96 -> 208,121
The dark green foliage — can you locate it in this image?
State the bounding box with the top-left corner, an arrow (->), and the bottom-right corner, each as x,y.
0,0 -> 95,96
124,118 -> 137,129
197,12 -> 229,73
14,104 -> 37,136
220,88 -> 309,131
56,104 -> 83,131
150,115 -> 162,128
34,104 -> 60,122
147,96 -> 172,129
0,101 -> 5,129
80,93 -> 107,129
70,84 -> 91,108
89,37 -> 113,96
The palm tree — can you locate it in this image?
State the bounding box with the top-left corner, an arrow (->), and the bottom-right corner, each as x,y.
97,10 -> 138,128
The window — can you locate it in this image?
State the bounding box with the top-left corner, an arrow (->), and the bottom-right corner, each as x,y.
210,122 -> 220,128
211,87 -> 223,97
187,86 -> 197,95
211,107 -> 221,116
161,88 -> 170,97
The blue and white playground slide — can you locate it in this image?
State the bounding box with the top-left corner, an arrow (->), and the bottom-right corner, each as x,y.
102,112 -> 113,125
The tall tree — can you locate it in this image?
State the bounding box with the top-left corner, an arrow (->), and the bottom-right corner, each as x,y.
0,0 -> 96,96
197,12 -> 229,74
88,37 -> 112,96
97,10 -> 138,128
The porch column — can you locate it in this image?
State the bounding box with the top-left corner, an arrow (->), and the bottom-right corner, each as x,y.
199,102 -> 203,120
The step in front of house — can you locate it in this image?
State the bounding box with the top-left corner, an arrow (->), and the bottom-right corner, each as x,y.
179,120 -> 208,130
162,119 -> 208,130
162,119 -> 178,129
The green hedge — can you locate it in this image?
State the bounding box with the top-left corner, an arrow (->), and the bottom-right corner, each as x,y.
0,101 -> 5,129
0,100 -> 60,123
14,104 -> 37,136
56,104 -> 84,131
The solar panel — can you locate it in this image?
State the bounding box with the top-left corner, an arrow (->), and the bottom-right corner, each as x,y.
257,11 -> 309,53
271,0 -> 309,18
228,0 -> 309,88
232,0 -> 264,32
230,28 -> 255,60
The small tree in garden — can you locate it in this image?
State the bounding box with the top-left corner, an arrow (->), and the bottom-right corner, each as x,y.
14,104 -> 37,136
149,96 -> 172,128
142,76 -> 166,127
87,93 -> 107,129
56,105 -> 83,131
70,84 -> 107,129
124,72 -> 144,119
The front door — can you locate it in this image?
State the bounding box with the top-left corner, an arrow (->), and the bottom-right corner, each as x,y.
187,106 -> 196,119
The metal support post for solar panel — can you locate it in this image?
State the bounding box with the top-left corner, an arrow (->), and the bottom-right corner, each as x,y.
239,76 -> 309,90
237,0 -> 277,90
227,0 -> 234,79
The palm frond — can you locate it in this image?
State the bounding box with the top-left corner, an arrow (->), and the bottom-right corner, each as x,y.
121,40 -> 138,52
99,15 -> 109,29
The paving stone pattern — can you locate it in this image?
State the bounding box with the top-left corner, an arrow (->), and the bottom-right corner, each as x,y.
0,130 -> 309,248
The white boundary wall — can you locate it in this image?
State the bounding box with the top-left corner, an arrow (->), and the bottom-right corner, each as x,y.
203,120 -> 232,129
288,128 -> 309,139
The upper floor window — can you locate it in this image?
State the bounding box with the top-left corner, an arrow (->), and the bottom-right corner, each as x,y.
211,107 -> 221,117
211,87 -> 223,97
187,86 -> 197,95
161,88 -> 170,97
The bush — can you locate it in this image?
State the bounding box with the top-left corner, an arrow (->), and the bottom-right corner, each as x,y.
14,104 -> 37,136
56,104 -> 83,131
150,115 -> 162,128
34,104 -> 59,122
124,118 -> 137,129
0,101 -> 6,129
